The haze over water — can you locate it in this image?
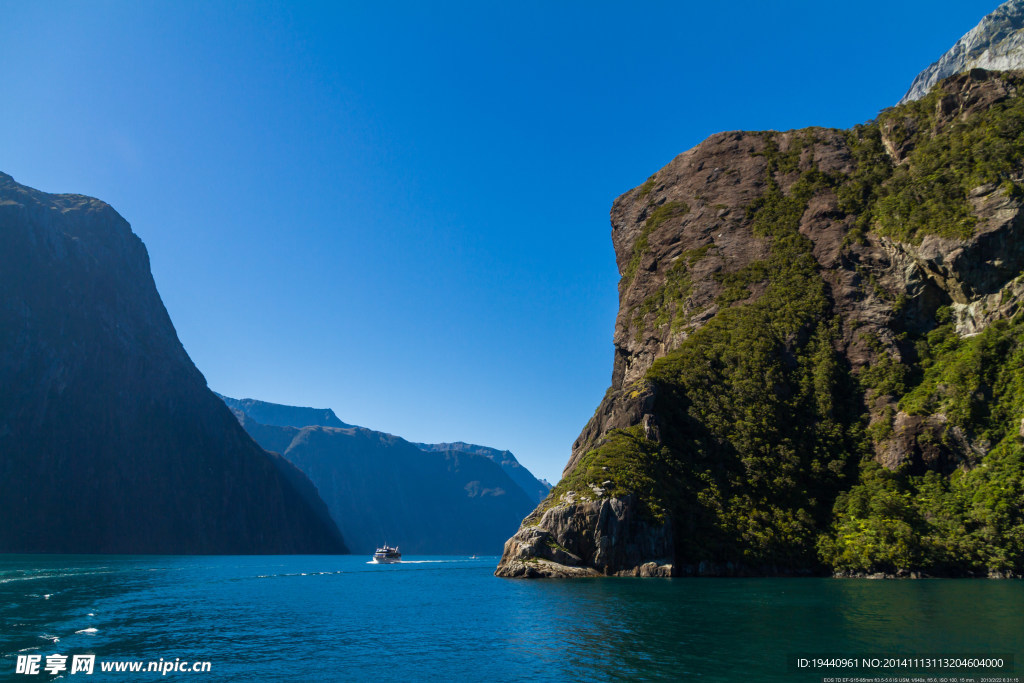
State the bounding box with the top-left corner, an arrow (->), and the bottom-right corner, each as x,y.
1,555 -> 1020,681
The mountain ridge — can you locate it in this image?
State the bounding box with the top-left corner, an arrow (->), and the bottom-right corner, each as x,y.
237,416 -> 537,554
221,394 -> 551,505
216,393 -> 351,429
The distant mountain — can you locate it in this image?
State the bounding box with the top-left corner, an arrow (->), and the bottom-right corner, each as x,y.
222,394 -> 551,505
236,416 -> 535,554
216,393 -> 351,429
414,441 -> 551,504
222,396 -> 542,554
0,172 -> 346,554
901,0 -> 1024,103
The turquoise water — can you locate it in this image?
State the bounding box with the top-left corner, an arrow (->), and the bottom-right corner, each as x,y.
1,555 -> 1021,681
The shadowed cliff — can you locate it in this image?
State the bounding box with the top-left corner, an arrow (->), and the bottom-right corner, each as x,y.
0,173 -> 346,554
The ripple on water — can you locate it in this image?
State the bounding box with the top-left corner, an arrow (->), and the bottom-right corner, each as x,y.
0,556 -> 1020,682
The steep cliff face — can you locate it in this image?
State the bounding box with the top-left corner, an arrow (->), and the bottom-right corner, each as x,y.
901,0 -> 1024,104
233,412 -> 537,554
0,173 -> 346,554
498,70 -> 1024,578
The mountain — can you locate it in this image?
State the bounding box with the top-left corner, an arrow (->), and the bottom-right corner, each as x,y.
414,441 -> 551,504
229,410 -> 536,554
497,69 -> 1024,578
223,395 -> 550,506
0,173 -> 346,554
901,1 -> 1024,104
216,393 -> 351,429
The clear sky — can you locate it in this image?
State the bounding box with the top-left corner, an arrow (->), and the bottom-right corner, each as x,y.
0,0 -> 1001,484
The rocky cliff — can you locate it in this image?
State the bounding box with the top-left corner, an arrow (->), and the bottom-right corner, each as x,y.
0,173 -> 346,554
497,69 -> 1024,578
226,405 -> 538,555
901,0 -> 1024,104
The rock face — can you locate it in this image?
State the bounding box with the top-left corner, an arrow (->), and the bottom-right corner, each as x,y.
225,405 -> 537,555
496,495 -> 673,578
498,70 -> 1024,578
901,0 -> 1024,104
0,173 -> 346,554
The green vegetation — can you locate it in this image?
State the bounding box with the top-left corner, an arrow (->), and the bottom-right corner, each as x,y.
855,334 -> 911,400
556,134 -> 863,570
714,260 -> 769,307
638,139 -> 860,568
638,176 -> 657,199
631,244 -> 714,341
547,74 -> 1024,576
621,200 -> 690,287
544,536 -> 572,554
899,317 -> 1024,436
839,73 -> 1024,244
550,425 -> 681,522
822,312 -> 1024,575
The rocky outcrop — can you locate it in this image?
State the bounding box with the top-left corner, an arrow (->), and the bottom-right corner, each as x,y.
901,1 -> 1024,104
0,173 -> 347,554
874,411 -> 988,474
495,495 -> 673,578
498,70 -> 1024,578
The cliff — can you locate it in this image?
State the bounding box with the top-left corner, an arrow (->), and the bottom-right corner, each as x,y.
225,404 -> 538,555
0,173 -> 347,554
901,0 -> 1024,104
497,69 -> 1024,578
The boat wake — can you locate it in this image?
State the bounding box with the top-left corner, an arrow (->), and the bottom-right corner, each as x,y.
253,559 -> 488,579
364,559 -> 477,565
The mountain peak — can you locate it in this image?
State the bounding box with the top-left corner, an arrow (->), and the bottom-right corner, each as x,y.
901,0 -> 1024,104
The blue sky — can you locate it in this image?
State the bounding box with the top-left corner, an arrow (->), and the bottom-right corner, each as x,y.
0,0 -> 1000,484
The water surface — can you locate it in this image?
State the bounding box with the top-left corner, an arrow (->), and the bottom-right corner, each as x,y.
1,555 -> 1020,681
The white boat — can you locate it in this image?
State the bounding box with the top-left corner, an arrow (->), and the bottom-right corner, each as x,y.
372,544 -> 401,563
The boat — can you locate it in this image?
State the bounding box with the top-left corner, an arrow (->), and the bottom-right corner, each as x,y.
372,544 -> 401,563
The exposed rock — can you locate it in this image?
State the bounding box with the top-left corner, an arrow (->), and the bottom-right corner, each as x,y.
498,70 -> 1024,578
495,495 -> 673,577
875,411 -> 987,474
901,1 -> 1024,104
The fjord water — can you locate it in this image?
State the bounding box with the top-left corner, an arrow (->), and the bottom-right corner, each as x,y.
1,556 -> 1020,682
